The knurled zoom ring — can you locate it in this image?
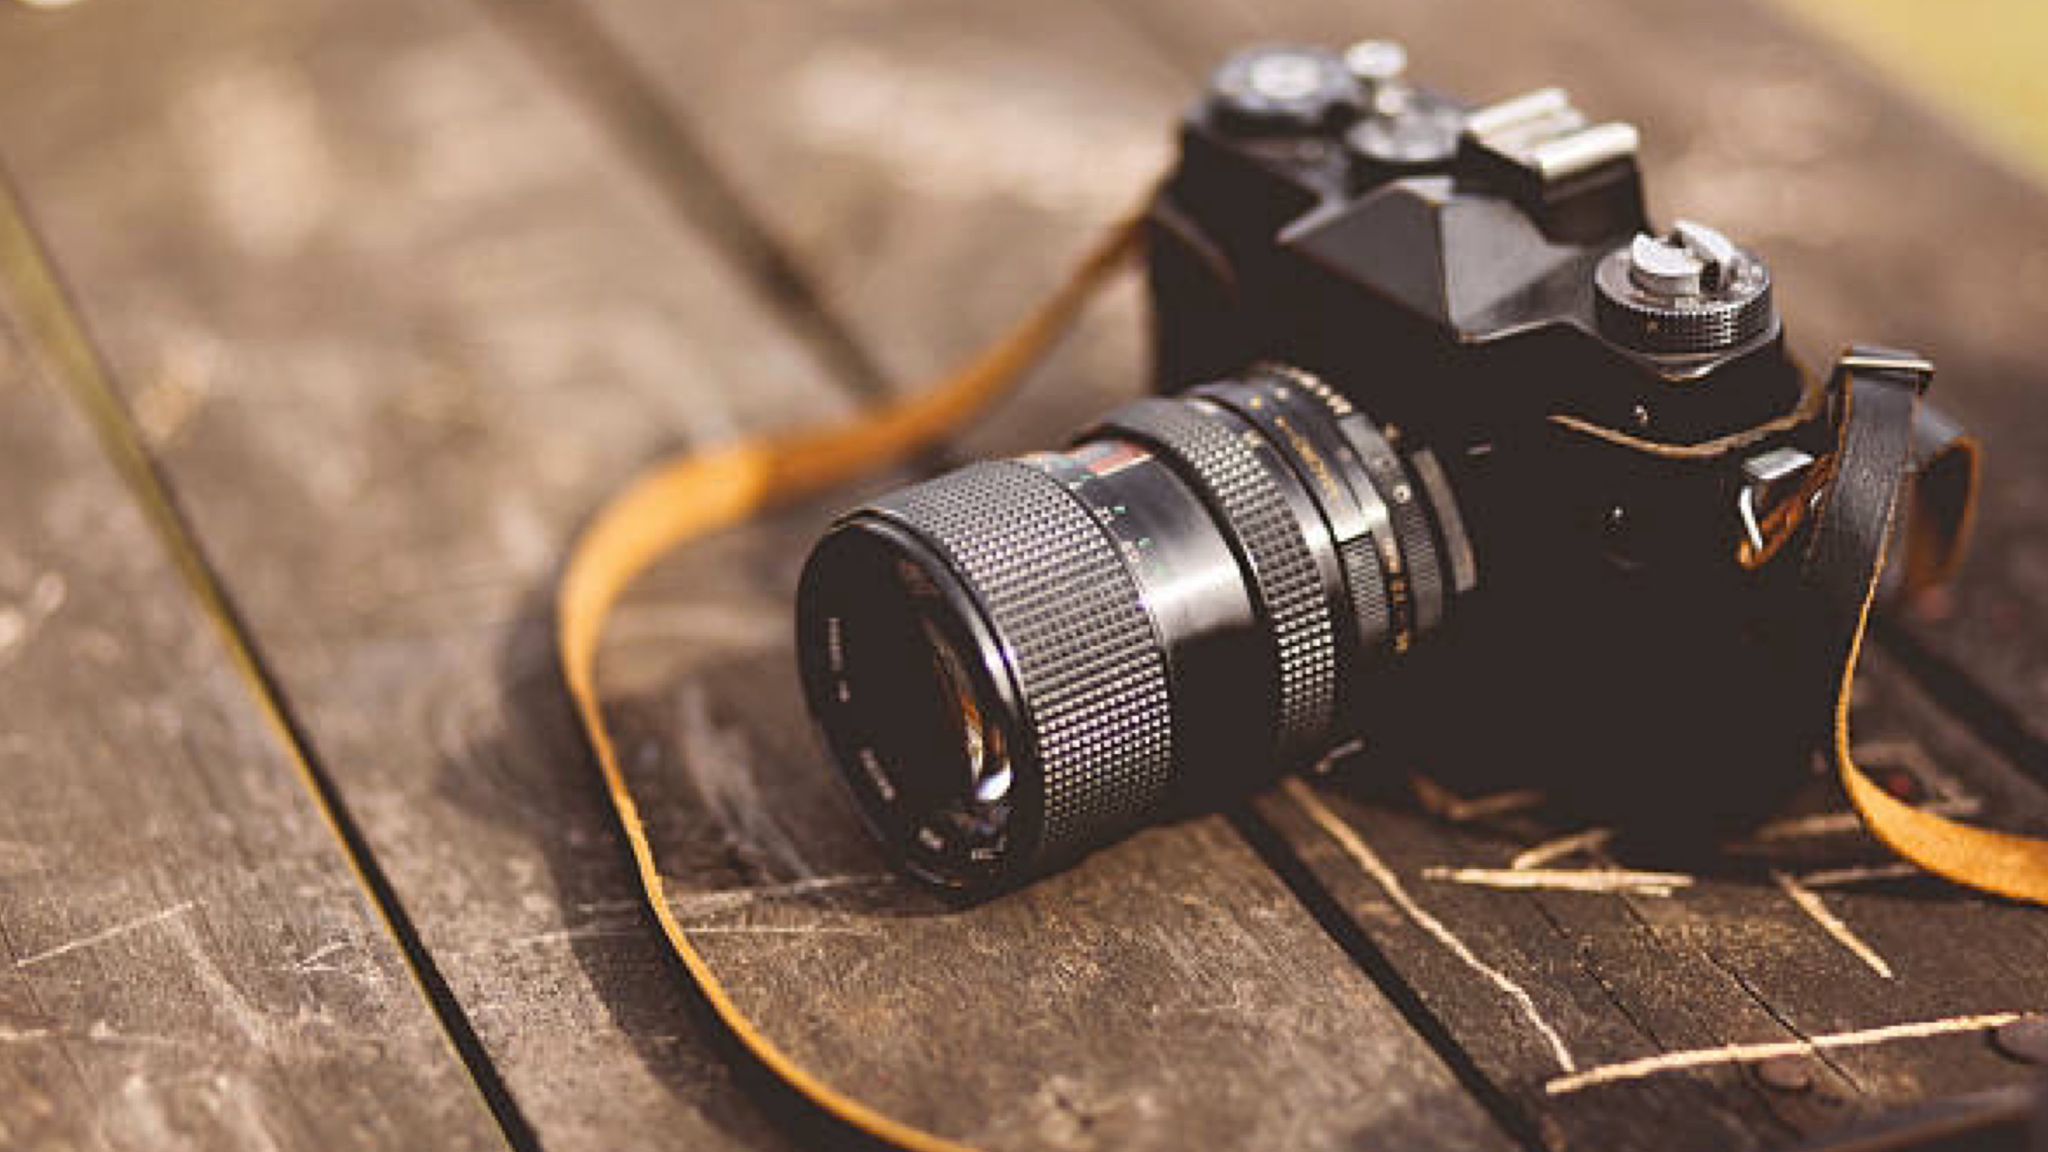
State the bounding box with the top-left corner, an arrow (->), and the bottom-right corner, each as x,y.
1100,398 -> 1338,755
871,461 -> 1173,864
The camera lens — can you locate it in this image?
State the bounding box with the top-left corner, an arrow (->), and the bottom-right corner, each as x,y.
796,367 -> 1475,893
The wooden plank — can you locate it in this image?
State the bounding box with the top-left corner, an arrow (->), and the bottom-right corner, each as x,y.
500,0 -> 1183,438
0,1 -> 852,1148
0,0 -> 1503,1148
8,2 -> 2031,1147
595,486 -> 1512,1151
0,269 -> 504,1148
1255,648 -> 2048,1150
491,0 -> 1530,1144
564,0 -> 2048,1147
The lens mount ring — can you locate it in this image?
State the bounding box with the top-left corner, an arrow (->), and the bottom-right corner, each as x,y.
1094,397 -> 1340,760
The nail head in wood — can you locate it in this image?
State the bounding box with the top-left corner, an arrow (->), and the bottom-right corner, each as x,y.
1991,1015 -> 2048,1065
1755,1056 -> 1815,1093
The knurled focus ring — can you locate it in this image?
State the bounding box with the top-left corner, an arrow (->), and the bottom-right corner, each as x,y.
868,460 -> 1174,867
1096,398 -> 1339,758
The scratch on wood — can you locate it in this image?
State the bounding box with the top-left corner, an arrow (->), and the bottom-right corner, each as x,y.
165,914 -> 274,1048
682,924 -> 881,938
1799,862 -> 1922,889
87,1021 -> 193,1050
1307,737 -> 1366,775
14,899 -> 197,969
1423,866 -> 1693,897
1410,776 -> 1547,823
1771,870 -> 1894,979
1511,829 -> 1615,871
1284,778 -> 1578,1073
1544,1012 -> 2021,1095
289,940 -> 349,973
498,923 -> 641,950
674,683 -> 816,879
666,874 -> 892,915
1749,796 -> 1981,842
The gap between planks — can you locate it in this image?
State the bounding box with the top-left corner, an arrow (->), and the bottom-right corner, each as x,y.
0,172 -> 540,1152
471,0 -> 896,404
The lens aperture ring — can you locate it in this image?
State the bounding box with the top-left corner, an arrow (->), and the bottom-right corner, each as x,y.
1095,398 -> 1339,760
1337,415 -> 1443,643
1337,535 -> 1392,653
866,460 -> 1174,866
1387,460 -> 1444,634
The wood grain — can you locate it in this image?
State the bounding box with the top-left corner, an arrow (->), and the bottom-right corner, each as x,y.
477,0 -> 1521,1143
1255,649 -> 2048,1150
0,281 -> 504,1150
594,489 -> 1512,1151
1254,655 -> 2048,1149
561,0 -> 2048,1147
4,0 -> 2046,1147
0,0 -> 855,1147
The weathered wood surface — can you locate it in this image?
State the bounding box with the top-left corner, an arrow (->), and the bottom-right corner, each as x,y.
1256,647 -> 2048,1152
0,0 -> 843,1147
0,263 -> 504,1146
2,0 -> 2047,1148
601,493 -> 1512,1152
564,0 -> 2048,1145
0,0 -> 1513,1144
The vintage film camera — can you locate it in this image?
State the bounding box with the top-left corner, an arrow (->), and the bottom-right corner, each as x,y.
794,42 -> 1969,895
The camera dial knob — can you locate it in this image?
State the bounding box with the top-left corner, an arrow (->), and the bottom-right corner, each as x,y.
1209,46 -> 1361,132
1342,40 -> 1409,89
1594,220 -> 1775,355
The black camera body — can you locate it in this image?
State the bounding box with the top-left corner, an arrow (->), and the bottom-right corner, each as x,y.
797,42 -> 1956,895
1147,46 -> 1831,797
1152,46 -> 1805,579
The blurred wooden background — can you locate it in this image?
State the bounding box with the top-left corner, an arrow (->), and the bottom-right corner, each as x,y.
3,1 -> 2047,1149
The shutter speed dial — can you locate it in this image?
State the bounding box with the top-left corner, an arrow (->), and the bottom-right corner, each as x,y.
1594,220 -> 1775,356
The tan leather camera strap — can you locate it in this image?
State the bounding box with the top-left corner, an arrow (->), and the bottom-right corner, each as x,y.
1808,353 -> 2048,903
556,214 -> 2046,1149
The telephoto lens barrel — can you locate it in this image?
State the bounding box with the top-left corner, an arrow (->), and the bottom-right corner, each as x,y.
796,367 -> 1475,895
